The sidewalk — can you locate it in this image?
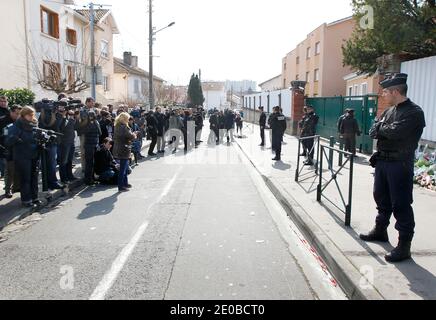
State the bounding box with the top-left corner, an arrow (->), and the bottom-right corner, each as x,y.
0,140 -> 151,232
235,123 -> 436,300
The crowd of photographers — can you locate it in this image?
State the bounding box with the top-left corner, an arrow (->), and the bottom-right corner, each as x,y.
0,93 -> 206,208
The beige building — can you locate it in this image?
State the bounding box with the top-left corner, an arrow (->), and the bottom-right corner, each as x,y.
281,17 -> 355,97
112,52 -> 164,107
344,72 -> 379,96
259,75 -> 282,91
75,8 -> 119,104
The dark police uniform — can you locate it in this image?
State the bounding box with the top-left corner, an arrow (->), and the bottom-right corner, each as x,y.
259,109 -> 267,146
270,109 -> 287,161
300,110 -> 319,165
361,73 -> 426,263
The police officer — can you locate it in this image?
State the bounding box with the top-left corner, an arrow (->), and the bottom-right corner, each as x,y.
270,106 -> 287,161
360,73 -> 426,263
259,106 -> 266,147
339,109 -> 361,155
300,105 -> 319,166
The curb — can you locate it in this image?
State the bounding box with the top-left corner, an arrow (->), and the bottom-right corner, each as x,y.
234,139 -> 385,300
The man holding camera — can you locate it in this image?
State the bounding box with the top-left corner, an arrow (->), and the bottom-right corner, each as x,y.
76,97 -> 96,172
0,96 -> 11,179
59,106 -> 77,184
38,100 -> 64,190
3,105 -> 22,198
360,73 -> 426,263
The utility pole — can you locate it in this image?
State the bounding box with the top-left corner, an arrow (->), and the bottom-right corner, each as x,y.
90,2 -> 96,100
148,0 -> 154,111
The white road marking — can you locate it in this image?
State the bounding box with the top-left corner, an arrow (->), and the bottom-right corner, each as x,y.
89,168 -> 181,300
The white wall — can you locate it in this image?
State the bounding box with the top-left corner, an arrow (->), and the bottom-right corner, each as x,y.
243,89 -> 292,118
401,56 -> 436,143
204,90 -> 227,110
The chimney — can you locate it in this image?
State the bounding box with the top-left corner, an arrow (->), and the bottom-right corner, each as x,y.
123,51 -> 132,66
131,56 -> 138,68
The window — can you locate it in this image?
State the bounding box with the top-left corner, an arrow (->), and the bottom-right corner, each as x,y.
101,40 -> 109,58
259,96 -> 262,107
296,74 -> 299,80
314,69 -> 320,82
134,79 -> 140,94
66,28 -> 77,46
43,60 -> 61,86
354,85 -> 359,96
284,63 -> 287,70
103,76 -> 110,92
306,47 -> 311,59
283,79 -> 286,88
296,56 -> 300,65
254,96 -> 256,107
361,83 -> 368,95
278,93 -> 282,107
306,72 -> 310,82
348,86 -> 353,96
315,42 -> 321,55
40,6 -> 59,38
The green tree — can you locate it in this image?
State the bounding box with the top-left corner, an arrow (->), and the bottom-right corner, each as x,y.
187,73 -> 205,107
342,0 -> 436,74
0,88 -> 35,106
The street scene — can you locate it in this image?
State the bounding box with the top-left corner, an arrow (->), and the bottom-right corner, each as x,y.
0,0 -> 436,306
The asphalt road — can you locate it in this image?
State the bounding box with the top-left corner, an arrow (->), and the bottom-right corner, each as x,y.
0,131 -> 347,300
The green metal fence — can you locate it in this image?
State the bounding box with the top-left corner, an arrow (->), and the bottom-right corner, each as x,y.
305,95 -> 378,154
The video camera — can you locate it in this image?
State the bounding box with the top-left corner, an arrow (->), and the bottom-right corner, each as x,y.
34,98 -> 83,113
33,127 -> 63,146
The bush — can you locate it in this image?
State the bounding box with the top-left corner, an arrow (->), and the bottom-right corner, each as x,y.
0,88 -> 35,106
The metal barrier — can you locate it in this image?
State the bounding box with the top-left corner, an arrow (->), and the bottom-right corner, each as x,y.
295,135 -> 320,182
316,145 -> 354,227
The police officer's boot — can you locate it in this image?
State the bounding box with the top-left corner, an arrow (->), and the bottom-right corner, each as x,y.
385,240 -> 412,263
359,226 -> 389,243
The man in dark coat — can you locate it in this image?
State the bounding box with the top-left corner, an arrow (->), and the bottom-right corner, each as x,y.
224,109 -> 236,143
59,109 -> 77,183
3,105 -> 21,198
146,111 -> 158,156
360,73 -> 426,263
258,106 -> 266,147
300,105 -> 319,166
0,95 -> 11,178
339,109 -> 361,155
94,138 -> 119,185
270,107 -> 287,161
82,111 -> 101,185
209,110 -> 219,145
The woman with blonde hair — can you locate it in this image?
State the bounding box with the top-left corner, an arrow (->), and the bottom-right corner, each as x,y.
5,106 -> 41,207
113,112 -> 137,192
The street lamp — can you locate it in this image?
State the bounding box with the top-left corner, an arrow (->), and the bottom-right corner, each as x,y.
148,3 -> 175,111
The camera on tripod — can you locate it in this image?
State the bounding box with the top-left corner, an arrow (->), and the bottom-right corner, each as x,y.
33,127 -> 63,147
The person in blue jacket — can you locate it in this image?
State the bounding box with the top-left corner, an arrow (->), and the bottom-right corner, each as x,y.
5,106 -> 42,208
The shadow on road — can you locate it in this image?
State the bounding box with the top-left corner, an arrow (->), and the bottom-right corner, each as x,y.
77,191 -> 120,220
396,259 -> 436,299
272,161 -> 291,171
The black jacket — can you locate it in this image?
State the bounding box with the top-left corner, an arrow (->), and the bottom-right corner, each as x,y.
259,112 -> 267,127
224,112 -> 235,130
83,120 -> 101,147
155,112 -> 166,136
300,112 -> 319,137
0,107 -> 12,158
60,117 -> 76,145
5,118 -> 39,160
340,115 -> 360,135
146,113 -> 158,137
94,146 -> 117,175
370,99 -> 425,159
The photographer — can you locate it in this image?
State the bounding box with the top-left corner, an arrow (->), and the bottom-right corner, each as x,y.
5,107 -> 41,208
38,100 -> 64,190
0,95 -> 11,178
99,110 -> 114,144
94,137 -> 119,185
59,108 -> 77,184
76,97 -> 96,172
3,105 -> 22,198
82,110 -> 101,186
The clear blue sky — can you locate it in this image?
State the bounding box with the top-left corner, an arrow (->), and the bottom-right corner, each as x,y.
74,0 -> 353,86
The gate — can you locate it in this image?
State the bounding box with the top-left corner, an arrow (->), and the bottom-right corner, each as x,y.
306,95 -> 378,154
